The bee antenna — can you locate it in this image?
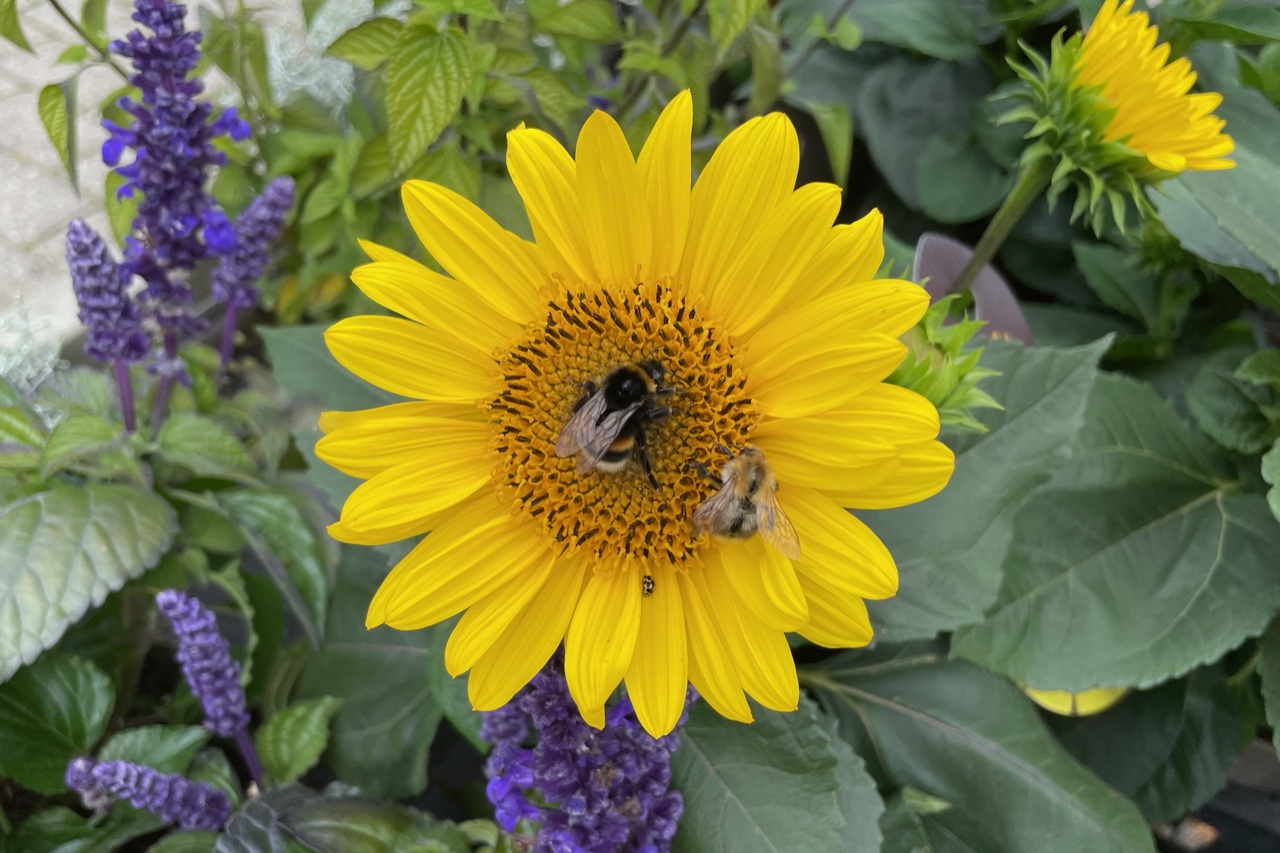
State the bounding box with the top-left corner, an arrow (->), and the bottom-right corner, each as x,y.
714,443 -> 734,456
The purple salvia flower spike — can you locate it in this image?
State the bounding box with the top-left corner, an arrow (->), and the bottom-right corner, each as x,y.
65,756 -> 232,830
480,651 -> 690,852
155,589 -> 249,738
67,220 -> 149,366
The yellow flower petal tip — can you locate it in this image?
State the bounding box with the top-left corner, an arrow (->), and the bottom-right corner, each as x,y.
1076,0 -> 1234,173
1021,684 -> 1130,716
324,93 -> 956,736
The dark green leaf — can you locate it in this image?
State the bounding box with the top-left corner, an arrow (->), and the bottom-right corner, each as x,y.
214,785 -> 321,853
7,806 -> 93,853
1262,439 -> 1280,522
1186,348 -> 1280,455
707,0 -> 767,50
219,489 -> 328,639
747,26 -> 782,116
188,748 -> 243,808
0,0 -> 31,52
147,831 -> 219,853
1052,670 -> 1242,822
879,792 -> 934,853
0,485 -> 177,681
915,132 -> 1012,223
0,654 -> 113,793
1072,242 -> 1162,329
1261,616 -> 1280,756
851,0 -> 982,60
97,725 -> 211,774
953,375 -> 1280,690
805,101 -> 853,189
809,651 -> 1153,853
38,79 -> 78,191
386,26 -> 472,172
866,340 -> 1108,641
326,17 -> 404,70
159,413 -> 258,481
282,799 -> 471,853
256,696 -> 342,784
537,0 -> 622,41
293,547 -> 441,799
1236,350 -> 1280,390
671,698 -> 883,852
1168,1 -> 1280,44
427,620 -> 484,751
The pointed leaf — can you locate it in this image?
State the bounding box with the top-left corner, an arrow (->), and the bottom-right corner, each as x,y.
158,413 -> 258,481
255,696 -> 342,784
385,26 -> 472,172
98,725 -> 211,775
38,79 -> 78,191
0,0 -> 32,52
326,17 -> 404,71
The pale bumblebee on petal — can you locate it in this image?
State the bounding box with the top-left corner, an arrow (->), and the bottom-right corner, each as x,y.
690,446 -> 801,559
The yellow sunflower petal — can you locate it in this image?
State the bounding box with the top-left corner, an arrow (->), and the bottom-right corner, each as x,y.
753,418 -> 901,471
825,440 -> 955,509
318,401 -> 483,435
445,552 -> 558,677
325,316 -> 497,403
564,567 -> 643,726
679,113 -> 799,299
468,556 -> 588,710
316,416 -> 489,479
367,496 -> 548,630
696,556 -> 799,712
678,572 -> 753,723
402,181 -> 545,323
350,259 -> 519,354
808,384 -> 941,447
750,279 -> 929,352
784,210 -> 886,306
576,111 -> 651,285
746,334 -> 907,419
706,539 -> 807,631
707,183 -> 843,337
328,514 -> 443,548
357,238 -> 413,264
780,485 -> 899,600
637,90 -> 693,278
624,567 -> 689,737
507,127 -> 595,283
330,451 -> 489,545
797,587 -> 874,649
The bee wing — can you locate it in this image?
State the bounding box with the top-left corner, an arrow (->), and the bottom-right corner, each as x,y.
690,478 -> 740,534
555,393 -> 644,472
555,391 -> 608,456
756,489 -> 801,559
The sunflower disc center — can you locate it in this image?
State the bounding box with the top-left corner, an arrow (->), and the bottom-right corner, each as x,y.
487,281 -> 758,566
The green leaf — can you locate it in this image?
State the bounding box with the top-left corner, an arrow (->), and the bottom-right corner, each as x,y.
1236,349 -> 1280,390
256,696 -> 342,784
1072,241 -> 1162,329
147,831 -> 219,853
1167,1 -> 1280,44
536,0 -> 622,41
747,26 -> 782,116
214,785 -> 322,853
915,132 -> 1012,223
0,654 -> 114,793
878,792 -> 933,853
0,485 -> 177,681
219,489 -> 328,640
426,620 -> 484,751
809,650 -> 1154,853
850,0 -> 981,60
0,404 -> 46,469
671,698 -> 883,851
519,67 -> 588,134
7,807 -> 94,852
0,0 -> 31,52
953,374 -> 1280,691
1186,348 -> 1280,455
1051,669 -> 1242,822
81,0 -> 107,39
326,17 -> 405,70
105,171 -> 141,245
38,79 -> 79,191
708,0 -> 767,50
281,799 -> 471,853
188,748 -> 243,808
805,101 -> 853,189
1262,439 -> 1280,522
159,413 -> 258,480
1260,616 -> 1280,756
293,547 -> 442,799
865,340 -> 1108,641
38,414 -> 124,478
385,26 -> 472,172
351,134 -> 395,199
98,725 -> 211,774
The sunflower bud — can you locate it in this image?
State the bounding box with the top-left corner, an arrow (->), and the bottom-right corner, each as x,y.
888,297 -> 1001,434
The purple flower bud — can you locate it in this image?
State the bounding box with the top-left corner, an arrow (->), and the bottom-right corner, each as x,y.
67,220 -> 150,364
212,178 -> 294,311
65,756 -> 231,831
156,589 -> 249,738
480,651 -> 691,853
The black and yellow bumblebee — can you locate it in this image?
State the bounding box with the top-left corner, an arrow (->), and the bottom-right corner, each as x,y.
554,360 -> 674,488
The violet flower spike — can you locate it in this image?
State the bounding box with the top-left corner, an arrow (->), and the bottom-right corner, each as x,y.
66,220 -> 149,433
213,178 -> 295,367
155,589 -> 262,785
481,651 -> 690,853
65,756 -> 232,831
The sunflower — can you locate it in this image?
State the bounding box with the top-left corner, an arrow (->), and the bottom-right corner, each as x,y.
1074,0 -> 1234,173
317,91 -> 954,737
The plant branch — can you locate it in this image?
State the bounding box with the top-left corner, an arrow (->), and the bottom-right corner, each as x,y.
45,0 -> 130,82
949,157 -> 1054,295
783,0 -> 858,79
614,0 -> 706,120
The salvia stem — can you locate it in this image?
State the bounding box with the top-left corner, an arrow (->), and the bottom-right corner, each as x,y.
220,305 -> 238,370
150,332 -> 178,436
113,358 -> 136,434
950,157 -> 1054,295
234,728 -> 263,788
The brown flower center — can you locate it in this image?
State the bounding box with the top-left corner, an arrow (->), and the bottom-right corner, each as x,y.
487,281 -> 758,566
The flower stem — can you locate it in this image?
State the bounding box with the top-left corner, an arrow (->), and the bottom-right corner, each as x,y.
949,157 -> 1054,295
44,0 -> 130,82
150,332 -> 178,437
234,728 -> 264,788
113,358 -> 136,434
220,305 -> 238,370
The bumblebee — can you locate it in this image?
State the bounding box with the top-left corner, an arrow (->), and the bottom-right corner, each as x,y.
690,446 -> 801,559
554,360 -> 674,488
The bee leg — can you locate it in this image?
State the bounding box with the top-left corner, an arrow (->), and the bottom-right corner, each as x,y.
648,405 -> 673,422
686,461 -> 723,486
634,428 -> 660,489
